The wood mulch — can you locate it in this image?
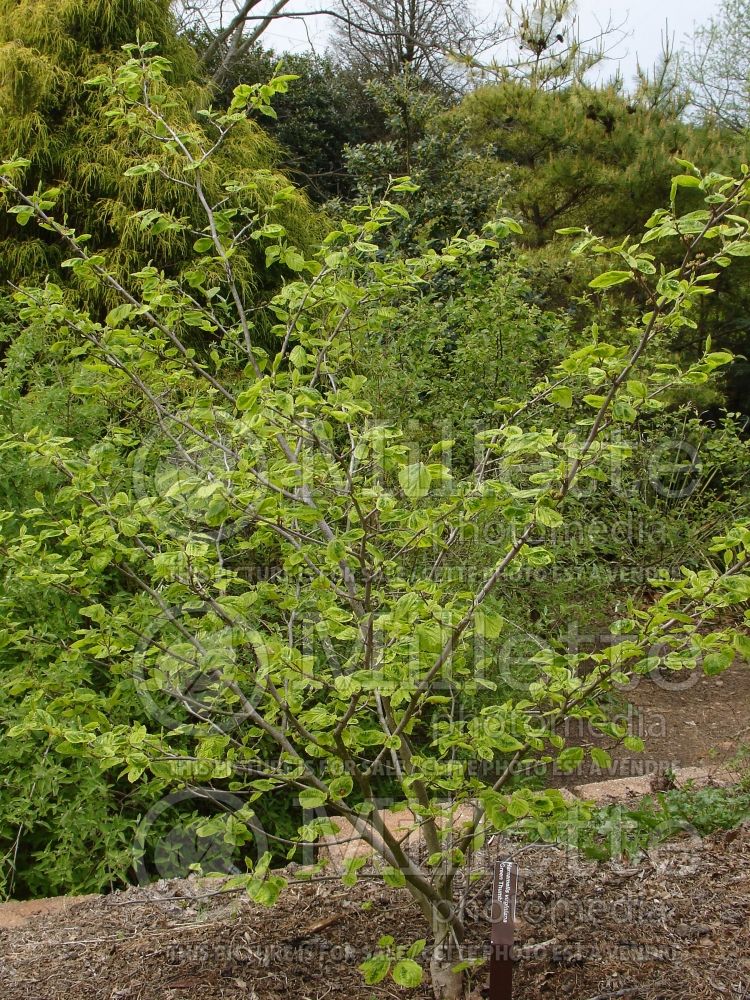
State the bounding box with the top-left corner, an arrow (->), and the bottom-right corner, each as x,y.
1,823 -> 748,1000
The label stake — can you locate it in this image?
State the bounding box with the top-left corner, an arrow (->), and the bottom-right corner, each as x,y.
489,859 -> 518,1000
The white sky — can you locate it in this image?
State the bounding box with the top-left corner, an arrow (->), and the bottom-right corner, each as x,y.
573,0 -> 719,84
257,0 -> 721,89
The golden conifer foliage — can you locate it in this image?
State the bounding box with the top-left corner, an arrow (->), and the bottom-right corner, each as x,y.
0,0 -> 322,303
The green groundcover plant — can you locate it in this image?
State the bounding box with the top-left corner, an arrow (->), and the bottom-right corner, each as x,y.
569,784 -> 750,860
1,47 -> 750,1000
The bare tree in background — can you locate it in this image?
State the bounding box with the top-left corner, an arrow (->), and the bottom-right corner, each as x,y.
331,0 -> 479,86
174,0 -> 481,87
473,0 -> 626,91
174,0 -> 625,91
684,0 -> 750,130
176,0 -> 296,82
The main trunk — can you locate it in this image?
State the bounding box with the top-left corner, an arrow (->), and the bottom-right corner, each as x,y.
429,915 -> 464,1000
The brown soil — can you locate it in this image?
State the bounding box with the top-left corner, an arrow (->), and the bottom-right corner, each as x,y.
549,661 -> 750,788
1,826 -> 749,1000
0,896 -> 94,931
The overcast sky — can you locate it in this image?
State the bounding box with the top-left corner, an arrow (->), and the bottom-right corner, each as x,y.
571,0 -> 719,84
258,0 -> 721,89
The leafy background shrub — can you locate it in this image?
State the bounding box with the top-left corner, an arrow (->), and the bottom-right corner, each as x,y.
0,1 -> 748,945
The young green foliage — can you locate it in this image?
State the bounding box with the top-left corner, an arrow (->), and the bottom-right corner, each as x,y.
1,53 -> 749,1000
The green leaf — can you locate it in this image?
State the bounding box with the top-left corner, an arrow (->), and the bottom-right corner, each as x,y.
105,304 -> 134,327
342,856 -> 368,887
673,158 -> 698,174
506,795 -> 530,819
589,270 -> 632,290
236,382 -> 264,411
326,538 -> 346,563
382,865 -> 407,887
0,157 -> 31,173
117,515 -> 139,537
495,734 -> 525,753
392,959 -> 423,988
289,345 -> 307,368
556,747 -> 584,772
80,603 -> 107,624
474,608 -> 505,639
391,178 -> 419,192
284,249 -> 306,270
724,242 -> 750,257
329,774 -> 353,799
407,939 -> 426,959
622,736 -> 645,752
246,875 -> 286,906
670,174 -> 701,201
703,351 -> 734,368
703,650 -> 734,676
549,386 -> 573,407
299,788 -> 327,809
124,161 -> 160,177
536,505 -> 563,529
590,747 -> 612,769
360,955 -> 390,985
613,401 -> 637,423
583,394 -> 606,408
10,206 -> 34,225
398,462 -> 432,499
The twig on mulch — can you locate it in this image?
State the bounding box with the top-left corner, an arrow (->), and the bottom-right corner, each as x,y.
285,913 -> 342,942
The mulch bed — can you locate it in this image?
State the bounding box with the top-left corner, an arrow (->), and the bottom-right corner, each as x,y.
2,824 -> 749,1000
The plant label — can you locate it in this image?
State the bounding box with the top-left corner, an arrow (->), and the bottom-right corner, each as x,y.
489,859 -> 518,999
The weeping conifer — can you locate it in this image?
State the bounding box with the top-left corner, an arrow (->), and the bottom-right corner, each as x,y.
0,0 -> 323,302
